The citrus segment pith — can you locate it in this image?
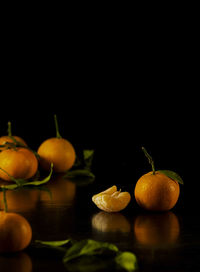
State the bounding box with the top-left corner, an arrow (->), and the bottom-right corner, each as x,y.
92,186 -> 131,212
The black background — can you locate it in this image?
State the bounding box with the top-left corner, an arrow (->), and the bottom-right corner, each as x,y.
0,9 -> 199,208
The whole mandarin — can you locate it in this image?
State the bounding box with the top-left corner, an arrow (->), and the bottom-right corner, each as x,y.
0,212 -> 32,253
0,147 -> 38,181
37,137 -> 76,172
134,171 -> 180,211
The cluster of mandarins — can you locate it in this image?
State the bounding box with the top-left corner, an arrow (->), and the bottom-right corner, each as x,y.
0,116 -> 76,254
0,118 -> 76,182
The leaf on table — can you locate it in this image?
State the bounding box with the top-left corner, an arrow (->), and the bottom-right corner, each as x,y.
63,239 -> 118,263
33,238 -> 138,271
64,169 -> 95,179
65,150 -> 95,182
115,251 -> 138,272
35,239 -> 71,247
157,170 -> 184,184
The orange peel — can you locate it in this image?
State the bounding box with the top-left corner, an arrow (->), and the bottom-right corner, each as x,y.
92,185 -> 131,212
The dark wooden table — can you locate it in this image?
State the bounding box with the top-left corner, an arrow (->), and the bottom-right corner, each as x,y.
0,174 -> 199,272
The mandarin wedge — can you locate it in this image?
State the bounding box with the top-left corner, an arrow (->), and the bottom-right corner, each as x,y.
92,185 -> 131,212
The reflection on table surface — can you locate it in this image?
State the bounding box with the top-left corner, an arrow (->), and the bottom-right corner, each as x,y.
0,176 -> 200,271
133,212 -> 180,248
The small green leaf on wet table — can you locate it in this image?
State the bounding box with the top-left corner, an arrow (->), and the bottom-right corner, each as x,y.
35,239 -> 71,247
64,169 -> 95,179
63,239 -> 118,263
33,238 -> 138,271
157,170 -> 184,185
115,251 -> 138,272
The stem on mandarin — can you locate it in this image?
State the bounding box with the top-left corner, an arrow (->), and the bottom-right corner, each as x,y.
7,121 -> 12,137
54,114 -> 62,139
142,147 -> 156,175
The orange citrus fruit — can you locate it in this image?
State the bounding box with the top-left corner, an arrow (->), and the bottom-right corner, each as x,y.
0,147 -> 38,181
37,138 -> 76,172
134,147 -> 182,211
0,212 -> 32,253
37,115 -> 76,173
92,185 -> 131,212
134,171 -> 180,211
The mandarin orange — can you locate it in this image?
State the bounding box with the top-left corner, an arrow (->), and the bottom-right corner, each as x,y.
134,147 -> 182,211
0,212 -> 32,253
0,147 -> 38,181
37,115 -> 76,173
134,171 -> 180,211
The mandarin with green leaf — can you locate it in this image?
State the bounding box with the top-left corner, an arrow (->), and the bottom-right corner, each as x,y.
134,147 -> 182,211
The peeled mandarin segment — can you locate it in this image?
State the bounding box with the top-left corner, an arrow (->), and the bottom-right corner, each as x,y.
92,185 -> 117,203
102,192 -> 131,212
92,186 -> 131,212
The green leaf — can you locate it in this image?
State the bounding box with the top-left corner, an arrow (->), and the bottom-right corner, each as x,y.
83,150 -> 94,170
33,238 -> 138,271
115,252 -> 138,272
157,170 -> 184,185
63,239 -> 118,263
0,163 -> 53,190
35,239 -> 71,247
64,169 -> 95,179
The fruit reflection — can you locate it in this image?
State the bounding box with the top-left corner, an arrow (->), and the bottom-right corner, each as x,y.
39,174 -> 76,205
0,252 -> 32,272
92,211 -> 131,233
134,212 -> 180,248
0,186 -> 39,212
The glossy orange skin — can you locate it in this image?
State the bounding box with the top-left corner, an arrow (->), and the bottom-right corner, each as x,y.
0,136 -> 27,150
134,171 -> 180,211
0,147 -> 38,181
0,212 -> 32,253
37,137 -> 76,172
